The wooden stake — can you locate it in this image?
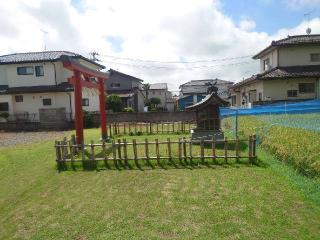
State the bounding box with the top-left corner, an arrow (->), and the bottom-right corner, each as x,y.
69,140 -> 74,163
212,136 -> 216,164
117,139 -> 122,165
167,137 -> 172,162
189,140 -> 193,165
91,140 -> 95,161
145,138 -> 151,167
224,137 -> 228,164
133,139 -> 138,167
183,137 -> 187,164
112,140 -> 117,166
178,138 -> 182,164
123,138 -> 128,167
200,139 -> 204,164
236,136 -> 240,163
155,138 -> 160,165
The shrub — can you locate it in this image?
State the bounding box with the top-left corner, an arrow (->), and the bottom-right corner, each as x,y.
0,112 -> 9,119
123,107 -> 134,113
83,111 -> 94,128
107,94 -> 123,112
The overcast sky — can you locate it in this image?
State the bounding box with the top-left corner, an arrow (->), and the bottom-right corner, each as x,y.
1,0 -> 320,93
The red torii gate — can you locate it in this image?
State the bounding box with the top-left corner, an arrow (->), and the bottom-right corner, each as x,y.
62,56 -> 108,144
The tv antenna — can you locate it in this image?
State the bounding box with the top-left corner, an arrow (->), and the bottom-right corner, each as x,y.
304,10 -> 315,35
40,29 -> 48,51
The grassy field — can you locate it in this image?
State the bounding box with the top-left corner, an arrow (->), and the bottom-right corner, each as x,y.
1,129 -> 320,239
224,114 -> 320,177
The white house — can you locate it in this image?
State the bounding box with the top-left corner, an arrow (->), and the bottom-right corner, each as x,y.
0,51 -> 105,122
230,34 -> 320,107
146,83 -> 175,112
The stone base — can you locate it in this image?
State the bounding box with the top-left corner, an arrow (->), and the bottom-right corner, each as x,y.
191,129 -> 224,141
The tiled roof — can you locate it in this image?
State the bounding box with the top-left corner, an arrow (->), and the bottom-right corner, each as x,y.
231,65 -> 320,88
253,34 -> 320,59
108,68 -> 143,82
149,83 -> 167,90
0,51 -> 105,68
180,79 -> 233,95
0,82 -> 73,94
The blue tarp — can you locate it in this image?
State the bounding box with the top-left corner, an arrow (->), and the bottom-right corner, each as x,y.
220,99 -> 320,117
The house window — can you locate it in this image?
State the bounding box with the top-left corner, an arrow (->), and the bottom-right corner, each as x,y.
263,58 -> 270,71
310,53 -> 320,62
0,102 -> 9,111
299,83 -> 315,93
82,98 -> 89,106
42,98 -> 52,106
111,83 -> 120,88
287,90 -> 298,97
231,95 -> 236,105
17,66 -> 34,75
35,66 -> 44,77
15,95 -> 23,102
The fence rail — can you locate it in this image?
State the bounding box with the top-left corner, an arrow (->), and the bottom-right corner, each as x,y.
55,135 -> 257,169
108,121 -> 196,136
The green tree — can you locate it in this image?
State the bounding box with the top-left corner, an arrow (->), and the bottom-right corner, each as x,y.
107,94 -> 123,112
150,97 -> 161,110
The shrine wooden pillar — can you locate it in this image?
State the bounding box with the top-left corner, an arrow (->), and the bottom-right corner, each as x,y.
74,70 -> 84,144
98,77 -> 107,140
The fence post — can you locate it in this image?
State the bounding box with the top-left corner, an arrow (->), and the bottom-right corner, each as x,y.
145,138 -> 151,167
200,139 -> 204,164
150,122 -> 153,134
212,136 -> 216,164
102,139 -> 108,165
224,137 -> 228,164
189,139 -> 193,165
133,139 -> 138,167
156,122 -> 159,134
123,123 -> 127,135
128,123 -> 131,134
90,140 -> 95,162
252,134 -> 256,163
236,136 -> 240,163
155,138 -> 160,166
123,138 -> 128,167
109,124 -> 112,137
178,138 -> 182,164
167,137 -> 172,163
69,140 -> 74,163
55,140 -> 62,162
117,139 -> 122,165
112,140 -> 117,167
183,137 -> 187,164
249,135 -> 252,163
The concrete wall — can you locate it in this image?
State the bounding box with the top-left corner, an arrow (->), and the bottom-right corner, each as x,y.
279,46 -> 320,67
101,111 -> 196,123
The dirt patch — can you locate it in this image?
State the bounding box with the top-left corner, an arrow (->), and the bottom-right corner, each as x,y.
0,131 -> 69,148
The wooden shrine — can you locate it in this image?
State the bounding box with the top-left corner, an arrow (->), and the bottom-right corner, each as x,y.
186,84 -> 229,140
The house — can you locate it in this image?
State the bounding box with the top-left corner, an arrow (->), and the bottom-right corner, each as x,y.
230,34 -> 320,107
0,51 -> 105,122
178,79 -> 234,110
145,83 -> 175,112
106,69 -> 145,112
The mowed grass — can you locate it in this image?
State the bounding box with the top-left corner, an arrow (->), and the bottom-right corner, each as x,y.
0,129 -> 320,239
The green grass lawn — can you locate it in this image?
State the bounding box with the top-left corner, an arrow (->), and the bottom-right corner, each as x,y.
1,129 -> 320,239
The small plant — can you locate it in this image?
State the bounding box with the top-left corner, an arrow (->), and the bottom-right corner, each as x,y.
0,112 -> 9,119
123,107 -> 134,113
136,131 -> 143,136
129,131 -> 134,136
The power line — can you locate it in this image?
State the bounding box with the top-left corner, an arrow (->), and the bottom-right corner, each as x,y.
102,59 -> 257,70
100,54 -> 254,64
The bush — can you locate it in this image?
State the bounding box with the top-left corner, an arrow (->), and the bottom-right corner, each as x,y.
107,94 -> 123,112
123,107 -> 134,113
0,112 -> 9,119
83,110 -> 94,128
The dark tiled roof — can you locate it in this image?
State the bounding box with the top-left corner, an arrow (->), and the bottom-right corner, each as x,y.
0,51 -> 105,68
180,79 -> 234,96
0,82 -> 73,94
185,92 -> 229,110
108,68 -> 143,82
253,34 -> 320,59
231,65 -> 320,88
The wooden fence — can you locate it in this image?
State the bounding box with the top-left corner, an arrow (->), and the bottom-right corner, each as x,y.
55,135 -> 257,169
108,121 -> 196,136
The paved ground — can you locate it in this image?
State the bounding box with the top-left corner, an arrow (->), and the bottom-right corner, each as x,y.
0,131 -> 69,148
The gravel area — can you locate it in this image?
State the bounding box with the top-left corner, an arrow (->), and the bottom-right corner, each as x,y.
0,131 -> 69,148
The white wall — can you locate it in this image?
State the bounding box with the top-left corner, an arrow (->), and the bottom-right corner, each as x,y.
279,46 -> 320,67
259,49 -> 278,72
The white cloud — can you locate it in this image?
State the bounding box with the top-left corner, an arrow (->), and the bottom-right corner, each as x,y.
0,0 -> 320,92
283,0 -> 320,9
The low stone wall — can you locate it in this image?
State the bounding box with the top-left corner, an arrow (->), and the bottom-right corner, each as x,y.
93,111 -> 196,123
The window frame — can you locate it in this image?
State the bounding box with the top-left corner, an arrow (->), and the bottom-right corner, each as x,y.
287,90 -> 298,98
0,102 -> 9,111
110,83 -> 120,88
310,53 -> 320,62
15,95 -> 24,103
35,65 -> 44,77
17,66 -> 34,75
42,98 -> 52,106
298,83 -> 315,94
263,58 -> 270,71
82,98 -> 89,106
